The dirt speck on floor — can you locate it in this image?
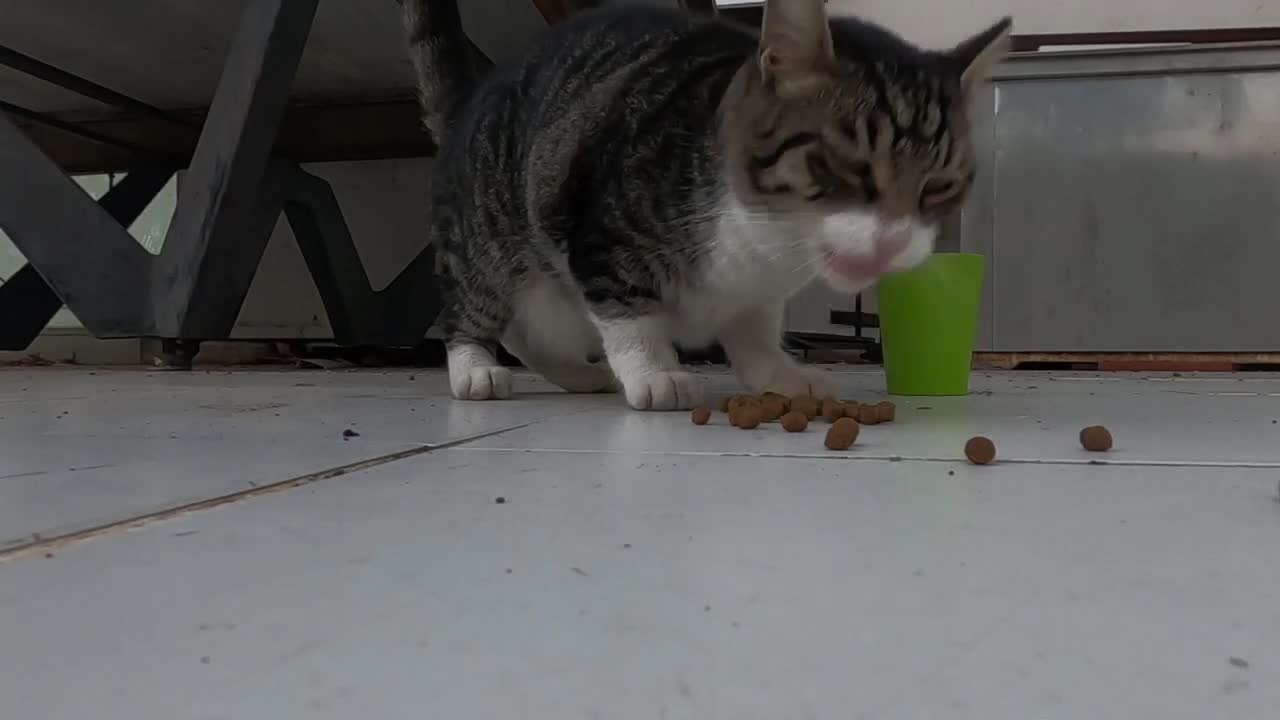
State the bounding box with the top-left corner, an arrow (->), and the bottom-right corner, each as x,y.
1229,657 -> 1250,669
342,428 -> 360,439
1222,679 -> 1250,696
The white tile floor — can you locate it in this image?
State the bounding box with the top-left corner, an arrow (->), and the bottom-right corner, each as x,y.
2,366 -> 1278,719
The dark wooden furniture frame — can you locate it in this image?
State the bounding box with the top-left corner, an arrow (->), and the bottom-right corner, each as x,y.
0,0 -> 442,359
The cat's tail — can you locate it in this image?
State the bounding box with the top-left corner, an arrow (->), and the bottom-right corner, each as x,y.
402,0 -> 492,140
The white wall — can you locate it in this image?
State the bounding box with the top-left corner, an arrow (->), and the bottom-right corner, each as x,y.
825,0 -> 1280,47
232,158 -> 433,339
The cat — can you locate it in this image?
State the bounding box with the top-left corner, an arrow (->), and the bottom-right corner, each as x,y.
404,0 -> 1010,410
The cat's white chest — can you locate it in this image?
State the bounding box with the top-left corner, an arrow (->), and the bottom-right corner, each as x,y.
668,199 -> 814,347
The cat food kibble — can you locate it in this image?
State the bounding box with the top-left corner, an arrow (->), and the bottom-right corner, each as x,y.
735,405 -> 763,430
691,407 -> 712,425
730,396 -> 761,427
824,417 -> 860,450
876,401 -> 896,422
1079,425 -> 1113,452
761,392 -> 790,411
718,396 -> 732,413
964,436 -> 996,465
791,396 -> 820,420
857,403 -> 880,425
821,398 -> 845,422
842,400 -> 861,418
760,396 -> 787,422
780,411 -> 809,432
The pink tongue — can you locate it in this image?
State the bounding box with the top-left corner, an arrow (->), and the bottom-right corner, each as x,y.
828,253 -> 890,277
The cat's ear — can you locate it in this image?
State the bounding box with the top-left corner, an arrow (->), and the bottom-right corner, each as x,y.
758,0 -> 835,97
950,17 -> 1013,99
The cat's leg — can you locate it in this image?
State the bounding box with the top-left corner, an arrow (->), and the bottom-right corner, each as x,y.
719,302 -> 830,398
502,273 -> 617,393
593,314 -> 704,411
503,336 -> 617,393
436,259 -> 516,401
446,337 -> 513,400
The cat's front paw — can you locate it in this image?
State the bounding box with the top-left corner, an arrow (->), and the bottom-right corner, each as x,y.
450,366 -> 514,400
620,371 -> 704,411
755,365 -> 831,399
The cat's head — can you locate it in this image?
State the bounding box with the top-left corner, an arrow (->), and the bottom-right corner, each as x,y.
721,0 -> 1011,293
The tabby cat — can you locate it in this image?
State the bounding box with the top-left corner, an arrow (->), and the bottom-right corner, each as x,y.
405,0 -> 1010,409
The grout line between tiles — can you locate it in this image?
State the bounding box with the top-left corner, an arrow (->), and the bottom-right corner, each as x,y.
0,421 -> 540,563
445,445 -> 1280,469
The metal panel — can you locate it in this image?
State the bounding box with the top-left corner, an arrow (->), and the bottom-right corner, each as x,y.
959,81 -> 998,352
970,43 -> 1280,352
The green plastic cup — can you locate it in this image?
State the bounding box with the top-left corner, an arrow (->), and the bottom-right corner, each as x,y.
876,252 -> 985,396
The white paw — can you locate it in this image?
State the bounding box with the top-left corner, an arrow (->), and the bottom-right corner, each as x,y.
754,365 -> 831,399
450,366 -> 513,400
620,371 -> 704,411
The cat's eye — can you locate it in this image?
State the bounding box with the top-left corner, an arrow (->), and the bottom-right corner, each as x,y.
805,154 -> 850,201
919,176 -> 963,208
804,180 -> 847,202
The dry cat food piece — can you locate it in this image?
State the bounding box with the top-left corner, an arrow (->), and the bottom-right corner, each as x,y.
735,405 -> 763,430
718,396 -> 732,413
791,396 -> 820,420
728,396 -> 761,427
780,411 -> 809,432
857,404 -> 880,425
821,398 -> 845,423
964,436 -> 997,465
876,401 -> 896,423
841,400 -> 861,418
1079,425 -> 1113,452
761,392 -> 791,411
760,396 -> 787,422
824,417 -> 860,450
691,407 -> 712,425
